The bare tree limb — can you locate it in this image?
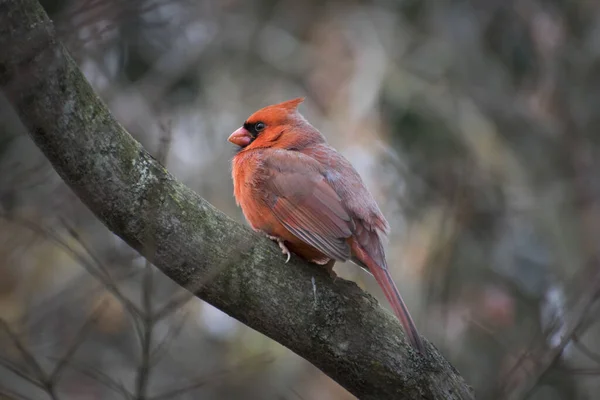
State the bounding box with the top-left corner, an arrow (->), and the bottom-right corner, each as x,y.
0,1 -> 474,399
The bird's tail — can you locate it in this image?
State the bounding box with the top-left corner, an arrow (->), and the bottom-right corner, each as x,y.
370,265 -> 425,353
351,245 -> 425,353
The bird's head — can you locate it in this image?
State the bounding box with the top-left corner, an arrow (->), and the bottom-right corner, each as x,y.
228,98 -> 324,151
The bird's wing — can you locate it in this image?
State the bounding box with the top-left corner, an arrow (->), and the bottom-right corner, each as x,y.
262,151 -> 354,261
303,144 -> 390,266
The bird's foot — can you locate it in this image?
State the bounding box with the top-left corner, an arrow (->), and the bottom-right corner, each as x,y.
266,235 -> 291,263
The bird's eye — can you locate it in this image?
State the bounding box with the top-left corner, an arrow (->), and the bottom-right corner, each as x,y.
255,122 -> 265,132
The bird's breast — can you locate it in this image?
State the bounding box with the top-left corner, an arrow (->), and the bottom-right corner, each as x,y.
231,152 -> 275,229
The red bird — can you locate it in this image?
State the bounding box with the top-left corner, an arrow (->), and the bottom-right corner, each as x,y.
228,98 -> 425,352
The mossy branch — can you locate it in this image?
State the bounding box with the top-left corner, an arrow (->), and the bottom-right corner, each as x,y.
0,1 -> 473,399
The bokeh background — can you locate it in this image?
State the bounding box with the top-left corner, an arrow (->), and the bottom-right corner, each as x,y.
2,0 -> 600,399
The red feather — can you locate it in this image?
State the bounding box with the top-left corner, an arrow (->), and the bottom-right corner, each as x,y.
229,98 -> 425,353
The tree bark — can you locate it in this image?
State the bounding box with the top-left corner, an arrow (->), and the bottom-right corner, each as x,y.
0,1 -> 474,398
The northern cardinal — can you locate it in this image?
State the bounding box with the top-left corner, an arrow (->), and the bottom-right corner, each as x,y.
228,98 -> 425,352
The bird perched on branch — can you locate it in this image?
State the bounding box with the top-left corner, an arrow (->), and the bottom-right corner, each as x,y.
228,98 -> 424,352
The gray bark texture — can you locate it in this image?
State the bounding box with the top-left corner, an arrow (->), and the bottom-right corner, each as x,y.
0,0 -> 474,399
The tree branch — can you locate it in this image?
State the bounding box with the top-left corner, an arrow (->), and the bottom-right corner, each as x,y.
0,1 -> 474,398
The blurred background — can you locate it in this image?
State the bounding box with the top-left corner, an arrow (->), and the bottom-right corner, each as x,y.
2,0 -> 600,399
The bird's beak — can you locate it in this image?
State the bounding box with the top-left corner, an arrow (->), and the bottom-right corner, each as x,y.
228,127 -> 252,147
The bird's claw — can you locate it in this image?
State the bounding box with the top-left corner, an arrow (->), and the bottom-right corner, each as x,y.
277,240 -> 291,263
266,235 -> 291,263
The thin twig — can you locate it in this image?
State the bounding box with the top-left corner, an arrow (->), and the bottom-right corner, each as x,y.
503,272 -> 600,400
149,311 -> 188,367
0,214 -> 142,319
134,260 -> 155,400
148,354 -> 276,400
0,356 -> 44,389
0,319 -> 58,399
49,300 -> 109,383
64,360 -> 133,400
572,334 -> 600,366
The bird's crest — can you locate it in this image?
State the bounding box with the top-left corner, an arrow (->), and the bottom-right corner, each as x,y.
277,97 -> 305,111
245,97 -> 306,125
